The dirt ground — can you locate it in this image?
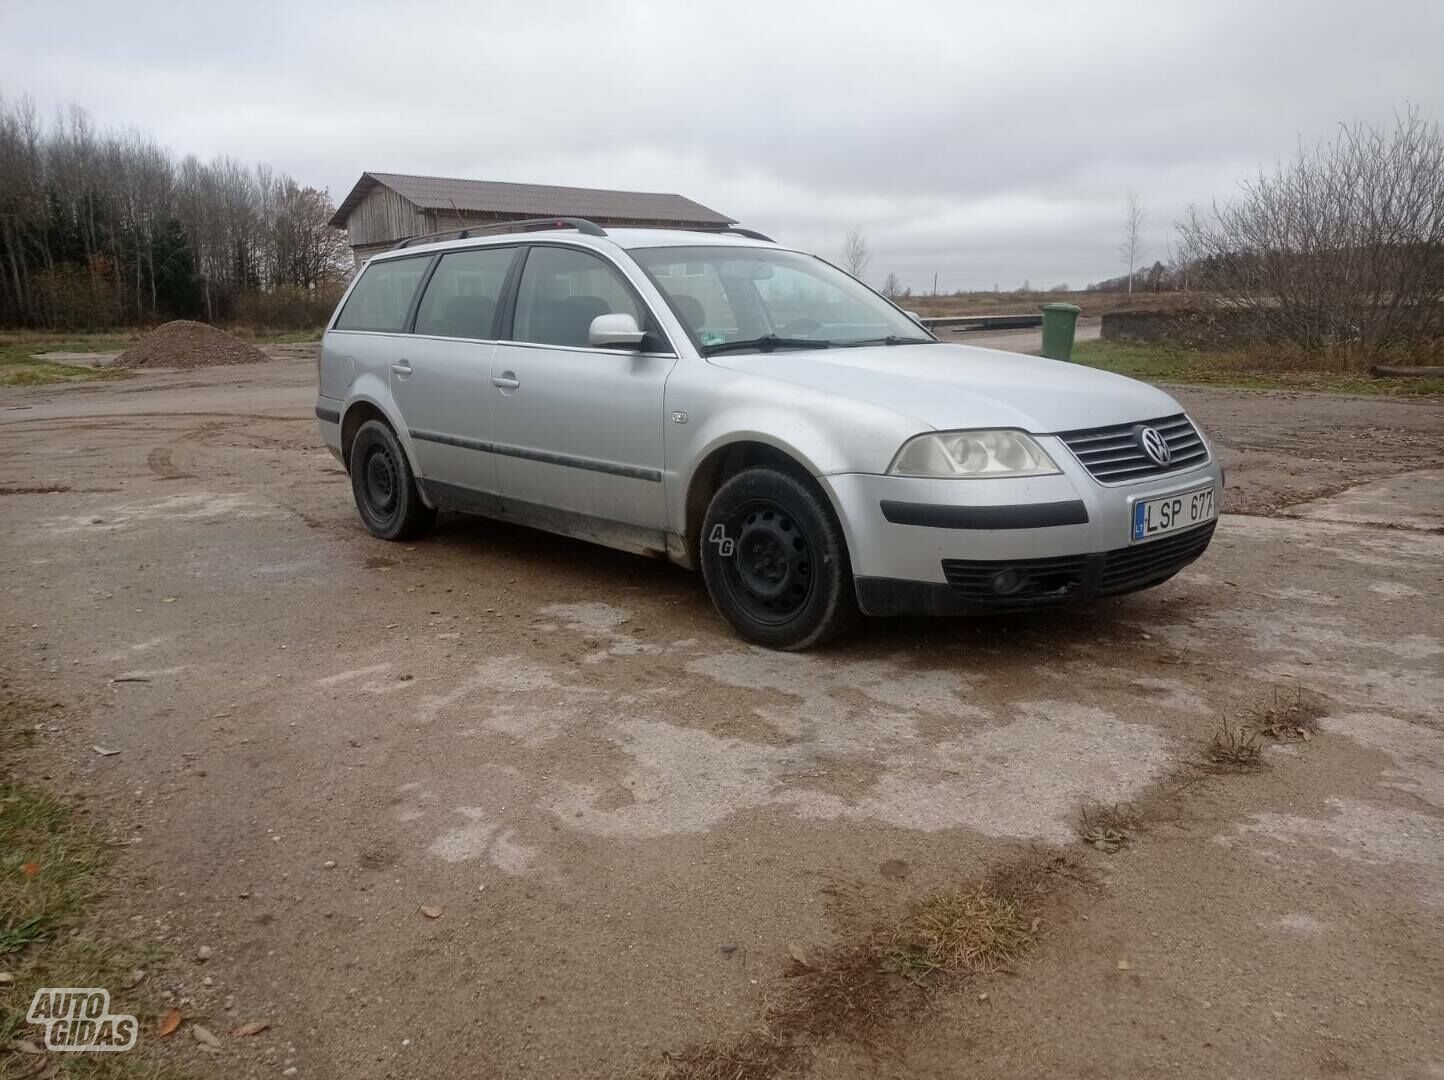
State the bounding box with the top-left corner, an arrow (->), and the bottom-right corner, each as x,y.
1,347 -> 1441,1080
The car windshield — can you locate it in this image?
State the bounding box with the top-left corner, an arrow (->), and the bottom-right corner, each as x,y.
630,245 -> 933,354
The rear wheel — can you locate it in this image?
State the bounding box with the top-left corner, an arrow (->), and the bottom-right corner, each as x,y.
349,419 -> 436,541
700,465 -> 859,649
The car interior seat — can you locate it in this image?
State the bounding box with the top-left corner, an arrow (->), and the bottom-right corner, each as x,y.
437,293 -> 495,338
671,294 -> 706,333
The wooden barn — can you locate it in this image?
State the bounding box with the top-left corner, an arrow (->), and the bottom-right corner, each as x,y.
329,172 -> 735,265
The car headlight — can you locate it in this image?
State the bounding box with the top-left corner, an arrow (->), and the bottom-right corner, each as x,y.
888,430 -> 1061,478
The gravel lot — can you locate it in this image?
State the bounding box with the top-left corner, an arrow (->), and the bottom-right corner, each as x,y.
1,352 -> 1441,1079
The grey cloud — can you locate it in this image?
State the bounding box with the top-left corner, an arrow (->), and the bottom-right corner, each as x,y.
3,0 -> 1441,289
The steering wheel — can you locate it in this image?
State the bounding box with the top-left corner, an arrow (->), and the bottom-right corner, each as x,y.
777,318 -> 824,338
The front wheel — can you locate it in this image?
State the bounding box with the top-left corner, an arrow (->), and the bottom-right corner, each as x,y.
349,419 -> 436,541
700,465 -> 860,650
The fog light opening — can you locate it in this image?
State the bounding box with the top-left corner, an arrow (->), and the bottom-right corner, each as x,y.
991,567 -> 1027,596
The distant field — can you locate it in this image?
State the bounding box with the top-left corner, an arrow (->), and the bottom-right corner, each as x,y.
903,290 -> 1197,318
1072,340 -> 1444,397
0,333 -> 134,386
0,328 -> 321,386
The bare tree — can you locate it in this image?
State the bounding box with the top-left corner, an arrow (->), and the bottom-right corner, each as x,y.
0,94 -> 349,330
1177,107 -> 1444,365
842,226 -> 870,279
881,271 -> 901,298
1119,190 -> 1146,295
1164,228 -> 1192,297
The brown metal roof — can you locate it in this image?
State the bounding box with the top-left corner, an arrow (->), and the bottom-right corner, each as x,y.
329,172 -> 734,229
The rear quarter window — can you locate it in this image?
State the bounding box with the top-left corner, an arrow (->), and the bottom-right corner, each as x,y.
334,256 -> 430,332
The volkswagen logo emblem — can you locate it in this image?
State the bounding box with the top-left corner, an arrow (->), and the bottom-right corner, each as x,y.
1137,426 -> 1171,467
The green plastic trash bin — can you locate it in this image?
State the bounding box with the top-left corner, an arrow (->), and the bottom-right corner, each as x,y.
1040,303 -> 1081,361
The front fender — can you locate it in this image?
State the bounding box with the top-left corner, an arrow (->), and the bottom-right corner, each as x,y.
666,391 -> 927,538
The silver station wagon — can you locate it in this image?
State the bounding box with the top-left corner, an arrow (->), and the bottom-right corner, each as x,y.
316,218 -> 1221,649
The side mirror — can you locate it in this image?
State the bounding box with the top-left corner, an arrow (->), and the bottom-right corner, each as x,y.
589,313 -> 646,349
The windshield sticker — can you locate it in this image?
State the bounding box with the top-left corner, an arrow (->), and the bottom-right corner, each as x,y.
699,330 -> 726,347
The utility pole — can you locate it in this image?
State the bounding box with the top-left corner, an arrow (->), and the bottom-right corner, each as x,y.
932,272 -> 938,297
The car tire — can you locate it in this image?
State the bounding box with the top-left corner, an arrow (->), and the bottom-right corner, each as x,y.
349,419 -> 436,541
700,465 -> 860,650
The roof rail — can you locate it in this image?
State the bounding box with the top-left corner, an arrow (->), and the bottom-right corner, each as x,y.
722,226 -> 775,242
690,225 -> 775,243
391,217 -> 607,249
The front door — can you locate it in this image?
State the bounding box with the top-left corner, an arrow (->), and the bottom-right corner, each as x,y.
490,245 -> 675,539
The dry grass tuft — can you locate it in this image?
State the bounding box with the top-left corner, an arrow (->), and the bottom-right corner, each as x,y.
984,849 -> 1089,903
885,888 -> 1035,978
653,851 -> 1083,1080
655,1030 -> 803,1080
654,939 -> 896,1080
1204,717 -> 1266,772
1077,802 -> 1140,853
1243,687 -> 1326,741
768,940 -> 898,1044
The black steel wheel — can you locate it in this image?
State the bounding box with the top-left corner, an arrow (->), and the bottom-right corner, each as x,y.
700,465 -> 859,649
349,419 -> 436,541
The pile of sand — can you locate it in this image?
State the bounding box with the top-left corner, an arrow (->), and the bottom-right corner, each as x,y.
114,320 -> 269,370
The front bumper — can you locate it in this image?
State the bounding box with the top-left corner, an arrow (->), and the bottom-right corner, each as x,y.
820,435 -> 1224,616
854,520 -> 1216,615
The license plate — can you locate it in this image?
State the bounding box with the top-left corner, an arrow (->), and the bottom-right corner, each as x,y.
1132,486 -> 1215,542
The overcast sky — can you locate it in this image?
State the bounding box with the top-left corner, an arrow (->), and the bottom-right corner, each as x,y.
3,0 -> 1442,291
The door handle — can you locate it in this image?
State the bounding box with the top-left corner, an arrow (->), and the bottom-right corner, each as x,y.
391,360 -> 412,377
492,372 -> 520,390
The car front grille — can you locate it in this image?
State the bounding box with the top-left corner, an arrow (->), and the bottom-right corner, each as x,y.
940,521 -> 1215,607
1056,414 -> 1209,484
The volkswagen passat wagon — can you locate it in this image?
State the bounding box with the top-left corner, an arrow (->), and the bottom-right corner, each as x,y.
316,218 -> 1221,649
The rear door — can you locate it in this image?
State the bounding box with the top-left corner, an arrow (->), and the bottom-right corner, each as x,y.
489,244 -> 676,532
399,246 -> 521,500
328,250 -> 432,446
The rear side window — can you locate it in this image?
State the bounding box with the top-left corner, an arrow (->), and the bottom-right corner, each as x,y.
334,256 -> 430,332
413,247 -> 518,339
513,246 -> 646,349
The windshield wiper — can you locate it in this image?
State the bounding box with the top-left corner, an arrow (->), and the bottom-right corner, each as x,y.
701,335 -> 830,356
834,335 -> 935,347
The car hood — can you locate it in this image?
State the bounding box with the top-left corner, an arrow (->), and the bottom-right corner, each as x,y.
710,342 -> 1181,433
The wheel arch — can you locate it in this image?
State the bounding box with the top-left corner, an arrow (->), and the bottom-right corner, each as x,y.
340,396 -> 410,469
339,397 -> 435,509
679,438 -> 843,571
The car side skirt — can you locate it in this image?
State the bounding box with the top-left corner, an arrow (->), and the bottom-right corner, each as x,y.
418,479 -> 675,562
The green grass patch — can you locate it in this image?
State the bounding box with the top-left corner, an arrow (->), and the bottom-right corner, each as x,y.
0,782 -> 110,958
0,693 -> 194,1077
0,333 -> 135,388
1072,340 -> 1444,396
